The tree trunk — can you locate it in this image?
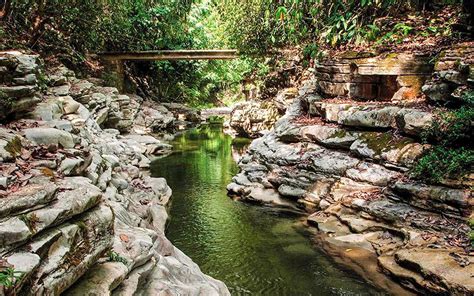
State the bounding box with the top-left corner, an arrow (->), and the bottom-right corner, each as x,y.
464,0 -> 474,25
0,0 -> 11,21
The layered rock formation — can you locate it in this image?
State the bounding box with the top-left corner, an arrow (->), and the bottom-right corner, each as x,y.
228,44 -> 473,294
0,52 -> 229,295
315,51 -> 433,101
0,51 -> 41,121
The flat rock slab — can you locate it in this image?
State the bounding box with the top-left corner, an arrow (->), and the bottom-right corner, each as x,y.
25,204 -> 114,295
326,233 -> 376,252
349,132 -> 428,167
392,181 -> 472,217
24,127 -> 75,148
0,182 -> 58,219
395,248 -> 474,294
0,177 -> 102,250
378,254 -> 445,294
300,124 -> 360,149
65,262 -> 128,295
307,213 -> 351,236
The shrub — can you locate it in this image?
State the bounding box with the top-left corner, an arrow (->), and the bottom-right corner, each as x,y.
416,90 -> 474,183
412,147 -> 474,183
421,105 -> 474,147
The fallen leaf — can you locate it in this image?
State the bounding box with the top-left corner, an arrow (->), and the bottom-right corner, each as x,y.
119,234 -> 129,242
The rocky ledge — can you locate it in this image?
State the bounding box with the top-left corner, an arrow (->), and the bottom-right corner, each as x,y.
0,51 -> 229,295
227,44 -> 473,295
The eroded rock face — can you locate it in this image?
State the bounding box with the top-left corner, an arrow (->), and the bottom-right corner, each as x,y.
228,100 -> 280,138
0,51 -> 41,121
422,42 -> 474,105
0,54 -> 229,295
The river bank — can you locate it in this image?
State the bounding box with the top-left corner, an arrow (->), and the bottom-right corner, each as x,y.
150,123 -> 393,295
227,43 -> 474,295
0,51 -> 229,295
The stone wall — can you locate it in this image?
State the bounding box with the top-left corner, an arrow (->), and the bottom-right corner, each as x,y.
227,44 -> 473,294
422,41 -> 474,104
315,51 -> 433,101
0,52 -> 229,295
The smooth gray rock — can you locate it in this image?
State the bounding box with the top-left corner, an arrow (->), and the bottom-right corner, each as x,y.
0,85 -> 37,98
396,109 -> 433,136
339,106 -> 400,128
24,127 -> 75,148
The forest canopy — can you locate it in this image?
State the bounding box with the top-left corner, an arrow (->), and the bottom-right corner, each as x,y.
0,0 -> 471,105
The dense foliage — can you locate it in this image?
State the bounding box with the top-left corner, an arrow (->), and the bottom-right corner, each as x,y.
215,0 -> 467,55
413,91 -> 474,183
0,0 -> 470,104
0,0 -> 264,105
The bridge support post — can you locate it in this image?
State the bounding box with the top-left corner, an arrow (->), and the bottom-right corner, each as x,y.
102,59 -> 125,92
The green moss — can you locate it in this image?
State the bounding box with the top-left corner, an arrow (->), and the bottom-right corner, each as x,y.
329,129 -> 348,139
76,221 -> 87,231
4,137 -> 23,157
359,132 -> 394,156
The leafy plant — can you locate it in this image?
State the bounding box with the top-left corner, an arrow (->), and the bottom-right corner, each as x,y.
393,23 -> 414,36
421,106 -> 473,147
412,147 -> 474,183
107,251 -> 128,265
0,268 -> 24,288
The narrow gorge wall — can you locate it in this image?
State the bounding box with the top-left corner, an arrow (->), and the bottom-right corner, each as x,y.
228,43 -> 473,295
0,51 -> 229,295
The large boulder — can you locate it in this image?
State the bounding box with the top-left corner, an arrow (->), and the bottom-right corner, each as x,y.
228,101 -> 280,138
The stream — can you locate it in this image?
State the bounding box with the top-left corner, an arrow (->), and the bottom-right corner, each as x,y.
150,124 -> 385,295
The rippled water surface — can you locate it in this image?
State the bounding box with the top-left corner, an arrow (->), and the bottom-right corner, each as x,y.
151,124 -> 384,295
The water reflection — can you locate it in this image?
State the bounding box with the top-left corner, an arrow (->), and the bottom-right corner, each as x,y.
151,124 -> 385,296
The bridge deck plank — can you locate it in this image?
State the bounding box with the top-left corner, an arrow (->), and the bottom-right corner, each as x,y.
100,50 -> 238,61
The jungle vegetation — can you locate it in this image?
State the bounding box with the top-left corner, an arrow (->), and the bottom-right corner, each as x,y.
1,0 -> 470,105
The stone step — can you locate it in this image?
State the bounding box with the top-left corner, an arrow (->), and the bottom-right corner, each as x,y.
307,101 -> 433,136
391,181 -> 472,218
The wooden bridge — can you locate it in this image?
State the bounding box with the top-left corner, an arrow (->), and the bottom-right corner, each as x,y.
99,49 -> 238,91
100,49 -> 238,61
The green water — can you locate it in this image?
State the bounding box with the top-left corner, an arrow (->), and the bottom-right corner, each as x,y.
151,124 -> 384,296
